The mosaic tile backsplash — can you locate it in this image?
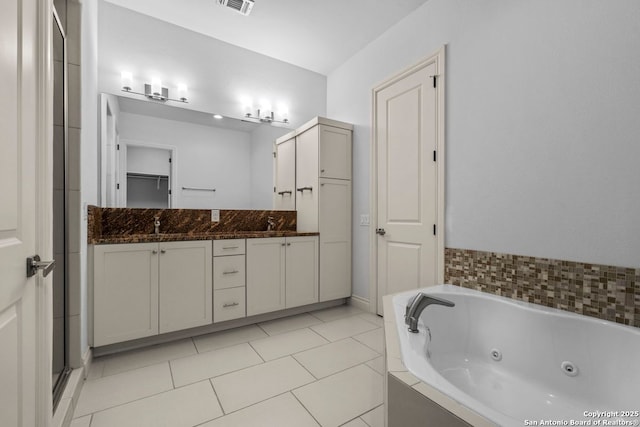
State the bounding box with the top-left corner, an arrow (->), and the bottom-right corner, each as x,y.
445,248 -> 640,328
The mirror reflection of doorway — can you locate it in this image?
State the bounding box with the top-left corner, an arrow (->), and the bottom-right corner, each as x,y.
125,145 -> 173,208
52,2 -> 71,411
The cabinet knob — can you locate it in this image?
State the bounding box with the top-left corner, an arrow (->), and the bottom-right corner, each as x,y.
160,249 -> 166,254
287,243 -> 291,246
321,169 -> 325,173
152,250 -> 158,254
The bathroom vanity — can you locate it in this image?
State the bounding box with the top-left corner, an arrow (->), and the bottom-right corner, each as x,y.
88,208 -> 332,349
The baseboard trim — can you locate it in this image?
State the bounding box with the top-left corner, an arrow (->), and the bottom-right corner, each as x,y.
348,295 -> 372,313
93,298 -> 346,357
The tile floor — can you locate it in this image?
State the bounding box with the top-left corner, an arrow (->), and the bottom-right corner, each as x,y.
71,305 -> 385,427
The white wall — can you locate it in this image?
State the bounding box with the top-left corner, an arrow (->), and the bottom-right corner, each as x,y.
80,0 -> 99,358
98,1 -> 327,128
327,0 -> 640,300
119,112 -> 253,209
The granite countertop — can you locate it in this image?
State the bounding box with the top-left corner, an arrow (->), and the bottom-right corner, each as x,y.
91,230 -> 319,245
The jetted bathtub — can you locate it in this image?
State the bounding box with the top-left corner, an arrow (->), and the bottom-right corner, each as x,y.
392,285 -> 640,426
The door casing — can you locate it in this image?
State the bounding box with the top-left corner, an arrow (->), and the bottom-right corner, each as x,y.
369,47 -> 446,315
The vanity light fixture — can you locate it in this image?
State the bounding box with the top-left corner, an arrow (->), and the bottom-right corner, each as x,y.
217,0 -> 254,16
242,98 -> 289,125
120,71 -> 188,103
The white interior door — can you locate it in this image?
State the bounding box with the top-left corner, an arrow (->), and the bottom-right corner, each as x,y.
375,50 -> 445,314
274,138 -> 296,210
0,0 -> 51,425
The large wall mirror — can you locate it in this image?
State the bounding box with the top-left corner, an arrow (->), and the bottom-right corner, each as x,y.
99,93 -> 293,210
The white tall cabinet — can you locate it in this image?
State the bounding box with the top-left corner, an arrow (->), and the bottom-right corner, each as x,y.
274,117 -> 353,301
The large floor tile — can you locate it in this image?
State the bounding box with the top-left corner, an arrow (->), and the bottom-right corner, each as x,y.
90,380 -> 222,427
357,312 -> 384,327
293,365 -> 383,427
353,328 -> 384,354
100,338 -> 197,377
212,356 -> 315,413
170,343 -> 263,387
311,317 -> 380,342
193,325 -> 267,353
360,405 -> 384,427
258,313 -> 323,336
69,415 -> 91,427
340,418 -> 369,427
309,305 -> 363,322
365,356 -> 384,375
74,363 -> 173,417
294,338 -> 379,378
200,393 -> 319,427
250,328 -> 328,361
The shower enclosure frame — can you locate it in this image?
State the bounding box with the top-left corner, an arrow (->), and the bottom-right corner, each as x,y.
52,3 -> 71,411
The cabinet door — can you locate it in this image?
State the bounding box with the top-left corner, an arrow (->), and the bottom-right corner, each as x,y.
319,179 -> 352,301
285,236 -> 319,308
246,238 -> 286,316
159,240 -> 212,334
94,243 -> 159,346
274,138 -> 296,210
296,126 -> 319,232
319,125 -> 351,180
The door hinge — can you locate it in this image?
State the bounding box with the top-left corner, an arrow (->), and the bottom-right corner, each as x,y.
117,144 -> 120,150
433,224 -> 436,235
433,151 -> 436,162
116,183 -> 120,190
169,158 -> 172,163
432,75 -> 437,88
273,152 -> 276,158
168,189 -> 172,195
274,186 -> 276,193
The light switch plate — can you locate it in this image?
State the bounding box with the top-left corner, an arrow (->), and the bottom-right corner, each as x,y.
211,209 -> 220,222
360,214 -> 370,226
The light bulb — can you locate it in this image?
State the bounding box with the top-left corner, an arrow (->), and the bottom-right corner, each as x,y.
151,78 -> 162,96
177,84 -> 188,102
121,71 -> 133,91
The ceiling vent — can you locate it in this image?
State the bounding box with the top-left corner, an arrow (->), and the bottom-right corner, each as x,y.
217,0 -> 254,16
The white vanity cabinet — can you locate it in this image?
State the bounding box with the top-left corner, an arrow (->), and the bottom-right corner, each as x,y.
159,241 -> 213,334
213,239 -> 246,323
93,243 -> 159,346
93,240 -> 212,346
246,236 -> 319,316
275,117 -> 353,302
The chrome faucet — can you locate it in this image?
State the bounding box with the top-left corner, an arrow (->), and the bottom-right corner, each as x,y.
154,216 -> 161,235
404,292 -> 455,333
267,216 -> 276,231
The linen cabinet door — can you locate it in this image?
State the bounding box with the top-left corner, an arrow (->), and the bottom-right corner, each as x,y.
285,236 -> 319,308
158,240 -> 212,333
93,243 -> 159,346
274,137 -> 296,210
246,238 -> 286,316
319,178 -> 352,301
295,126 -> 319,232
319,125 -> 351,180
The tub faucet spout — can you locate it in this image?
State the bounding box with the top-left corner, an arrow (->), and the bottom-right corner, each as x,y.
405,293 -> 455,333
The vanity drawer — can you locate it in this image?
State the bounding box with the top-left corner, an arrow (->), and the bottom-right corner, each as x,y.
214,287 -> 246,323
213,255 -> 246,290
213,239 -> 246,256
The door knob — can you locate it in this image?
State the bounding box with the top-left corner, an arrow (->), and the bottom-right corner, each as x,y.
26,255 -> 56,278
376,228 -> 386,236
